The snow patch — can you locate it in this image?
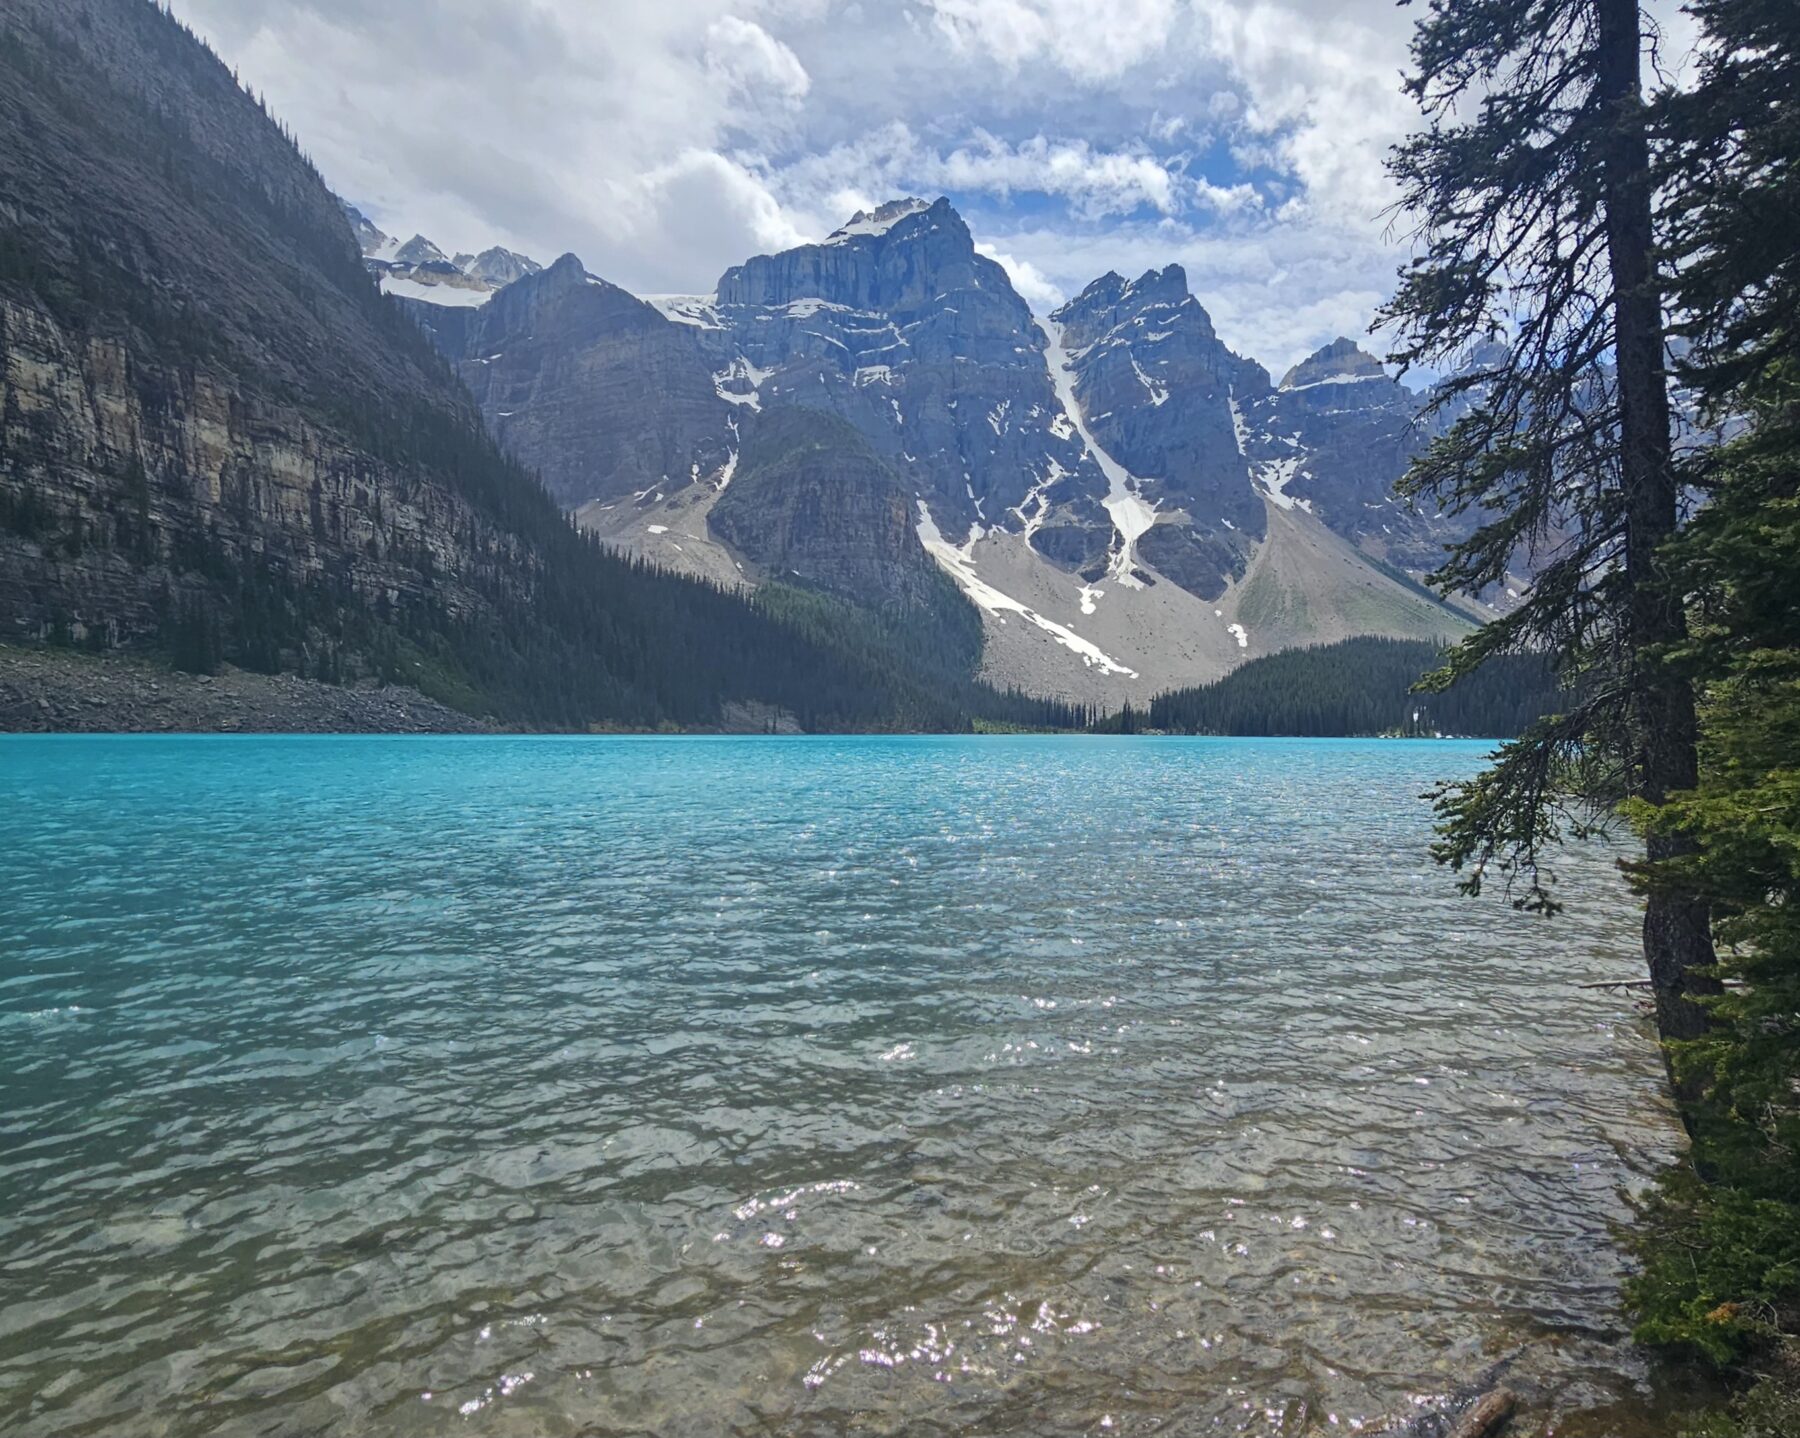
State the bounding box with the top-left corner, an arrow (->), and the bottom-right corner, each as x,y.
647,525 -> 669,535
1281,371 -> 1393,394
715,356 -> 770,411
1254,455 -> 1312,512
1011,458 -> 1065,539
1040,318 -> 1157,591
823,198 -> 930,244
1227,623 -> 1248,649
1229,392 -> 1252,454
644,294 -> 723,329
1130,354 -> 1169,406
915,502 -> 1137,678
379,275 -> 492,308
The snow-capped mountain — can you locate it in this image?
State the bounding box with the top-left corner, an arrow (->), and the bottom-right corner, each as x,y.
389,196 -> 1483,702
340,200 -> 540,308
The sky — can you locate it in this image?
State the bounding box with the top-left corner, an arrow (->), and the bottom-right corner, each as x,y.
167,0 -> 1701,376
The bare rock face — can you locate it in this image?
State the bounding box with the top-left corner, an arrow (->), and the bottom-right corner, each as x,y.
1279,336 -> 1390,389
393,234 -> 448,268
461,247 -> 541,288
403,255 -> 736,508
342,203 -> 542,302
700,197 -> 1107,550
1240,338 -> 1454,571
1049,267 -> 1272,599
0,0 -> 561,662
0,295 -> 526,649
341,201 -> 392,257
709,409 -> 948,612
384,191 -> 1495,696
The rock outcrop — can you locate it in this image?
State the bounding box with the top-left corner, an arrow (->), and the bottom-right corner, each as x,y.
0,0 -> 534,656
402,255 -> 735,509
389,194 -> 1484,701
1242,337 -> 1451,571
709,409 -> 950,612
342,201 -> 541,305
1,0 -> 989,732
696,195 -> 1110,556
1048,266 -> 1273,598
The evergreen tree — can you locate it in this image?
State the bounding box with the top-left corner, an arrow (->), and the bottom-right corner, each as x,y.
1146,637 -> 1557,738
1381,0 -> 1717,1054
1621,3 -> 1800,1414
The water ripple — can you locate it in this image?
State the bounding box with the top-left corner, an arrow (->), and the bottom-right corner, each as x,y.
0,736 -> 1679,1436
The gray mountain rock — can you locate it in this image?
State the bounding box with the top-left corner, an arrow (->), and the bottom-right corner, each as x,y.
690,196 -> 1111,559
462,246 -> 542,288
403,254 -> 735,508
710,409 -> 951,611
1049,267 -> 1272,599
388,194 -> 1487,698
392,233 -> 448,267
1240,337 -> 1453,571
340,200 -> 392,258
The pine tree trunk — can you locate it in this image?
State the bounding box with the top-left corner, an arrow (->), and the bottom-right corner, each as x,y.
1595,0 -> 1720,1053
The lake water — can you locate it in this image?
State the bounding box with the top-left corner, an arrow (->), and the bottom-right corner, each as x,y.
0,736 -> 1680,1437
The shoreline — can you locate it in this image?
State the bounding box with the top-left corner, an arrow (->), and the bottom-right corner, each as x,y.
1,646 -> 1514,740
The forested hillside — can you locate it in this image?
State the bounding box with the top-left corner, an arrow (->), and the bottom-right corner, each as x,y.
0,0 -> 1072,733
1123,637 -> 1559,737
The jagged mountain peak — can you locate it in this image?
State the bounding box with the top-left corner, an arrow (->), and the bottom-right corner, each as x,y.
1052,262 -> 1222,356
715,194 -> 1016,315
1280,336 -> 1389,390
1122,263 -> 1190,306
540,251 -> 590,282
822,196 -> 939,245
393,233 -> 448,268
340,200 -> 393,259
463,246 -> 542,287
1058,271 -> 1129,312
485,254 -> 668,332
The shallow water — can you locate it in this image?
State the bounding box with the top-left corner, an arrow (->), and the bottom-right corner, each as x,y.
0,736 -> 1680,1437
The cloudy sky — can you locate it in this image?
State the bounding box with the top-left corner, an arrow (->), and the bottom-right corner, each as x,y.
168,0 -> 1698,375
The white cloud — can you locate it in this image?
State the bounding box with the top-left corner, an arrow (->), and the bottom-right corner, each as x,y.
163,0 -> 1485,370
923,0 -> 1181,83
704,16 -> 810,106
975,242 -> 1065,311
764,123 -> 1199,229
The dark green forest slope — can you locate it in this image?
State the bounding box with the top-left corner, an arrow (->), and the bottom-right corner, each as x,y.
0,0 -> 1076,732
1117,636 -> 1559,737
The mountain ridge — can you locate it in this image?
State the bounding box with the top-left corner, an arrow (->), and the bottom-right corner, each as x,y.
392,193 -> 1484,702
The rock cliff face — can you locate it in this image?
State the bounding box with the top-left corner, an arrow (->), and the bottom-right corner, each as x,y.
0,0 -> 538,656
343,201 -> 541,305
1048,267 -> 1272,599
2,0 -> 987,734
0,293 -> 528,649
1241,337 -> 1451,571
709,409 -> 949,611
403,255 -> 735,509
693,196 -> 1110,557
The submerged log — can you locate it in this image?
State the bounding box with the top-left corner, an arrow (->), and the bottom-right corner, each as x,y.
1447,1388 -> 1517,1438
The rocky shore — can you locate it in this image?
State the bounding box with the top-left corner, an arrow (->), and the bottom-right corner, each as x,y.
0,646 -> 489,734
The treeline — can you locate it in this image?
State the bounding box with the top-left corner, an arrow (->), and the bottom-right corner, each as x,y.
1094,637 -> 1558,737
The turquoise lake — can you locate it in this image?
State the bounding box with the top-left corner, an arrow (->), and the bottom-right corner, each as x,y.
0,736 -> 1679,1436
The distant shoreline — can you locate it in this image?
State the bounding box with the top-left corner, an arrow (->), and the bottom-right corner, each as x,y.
0,645 -> 1513,739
